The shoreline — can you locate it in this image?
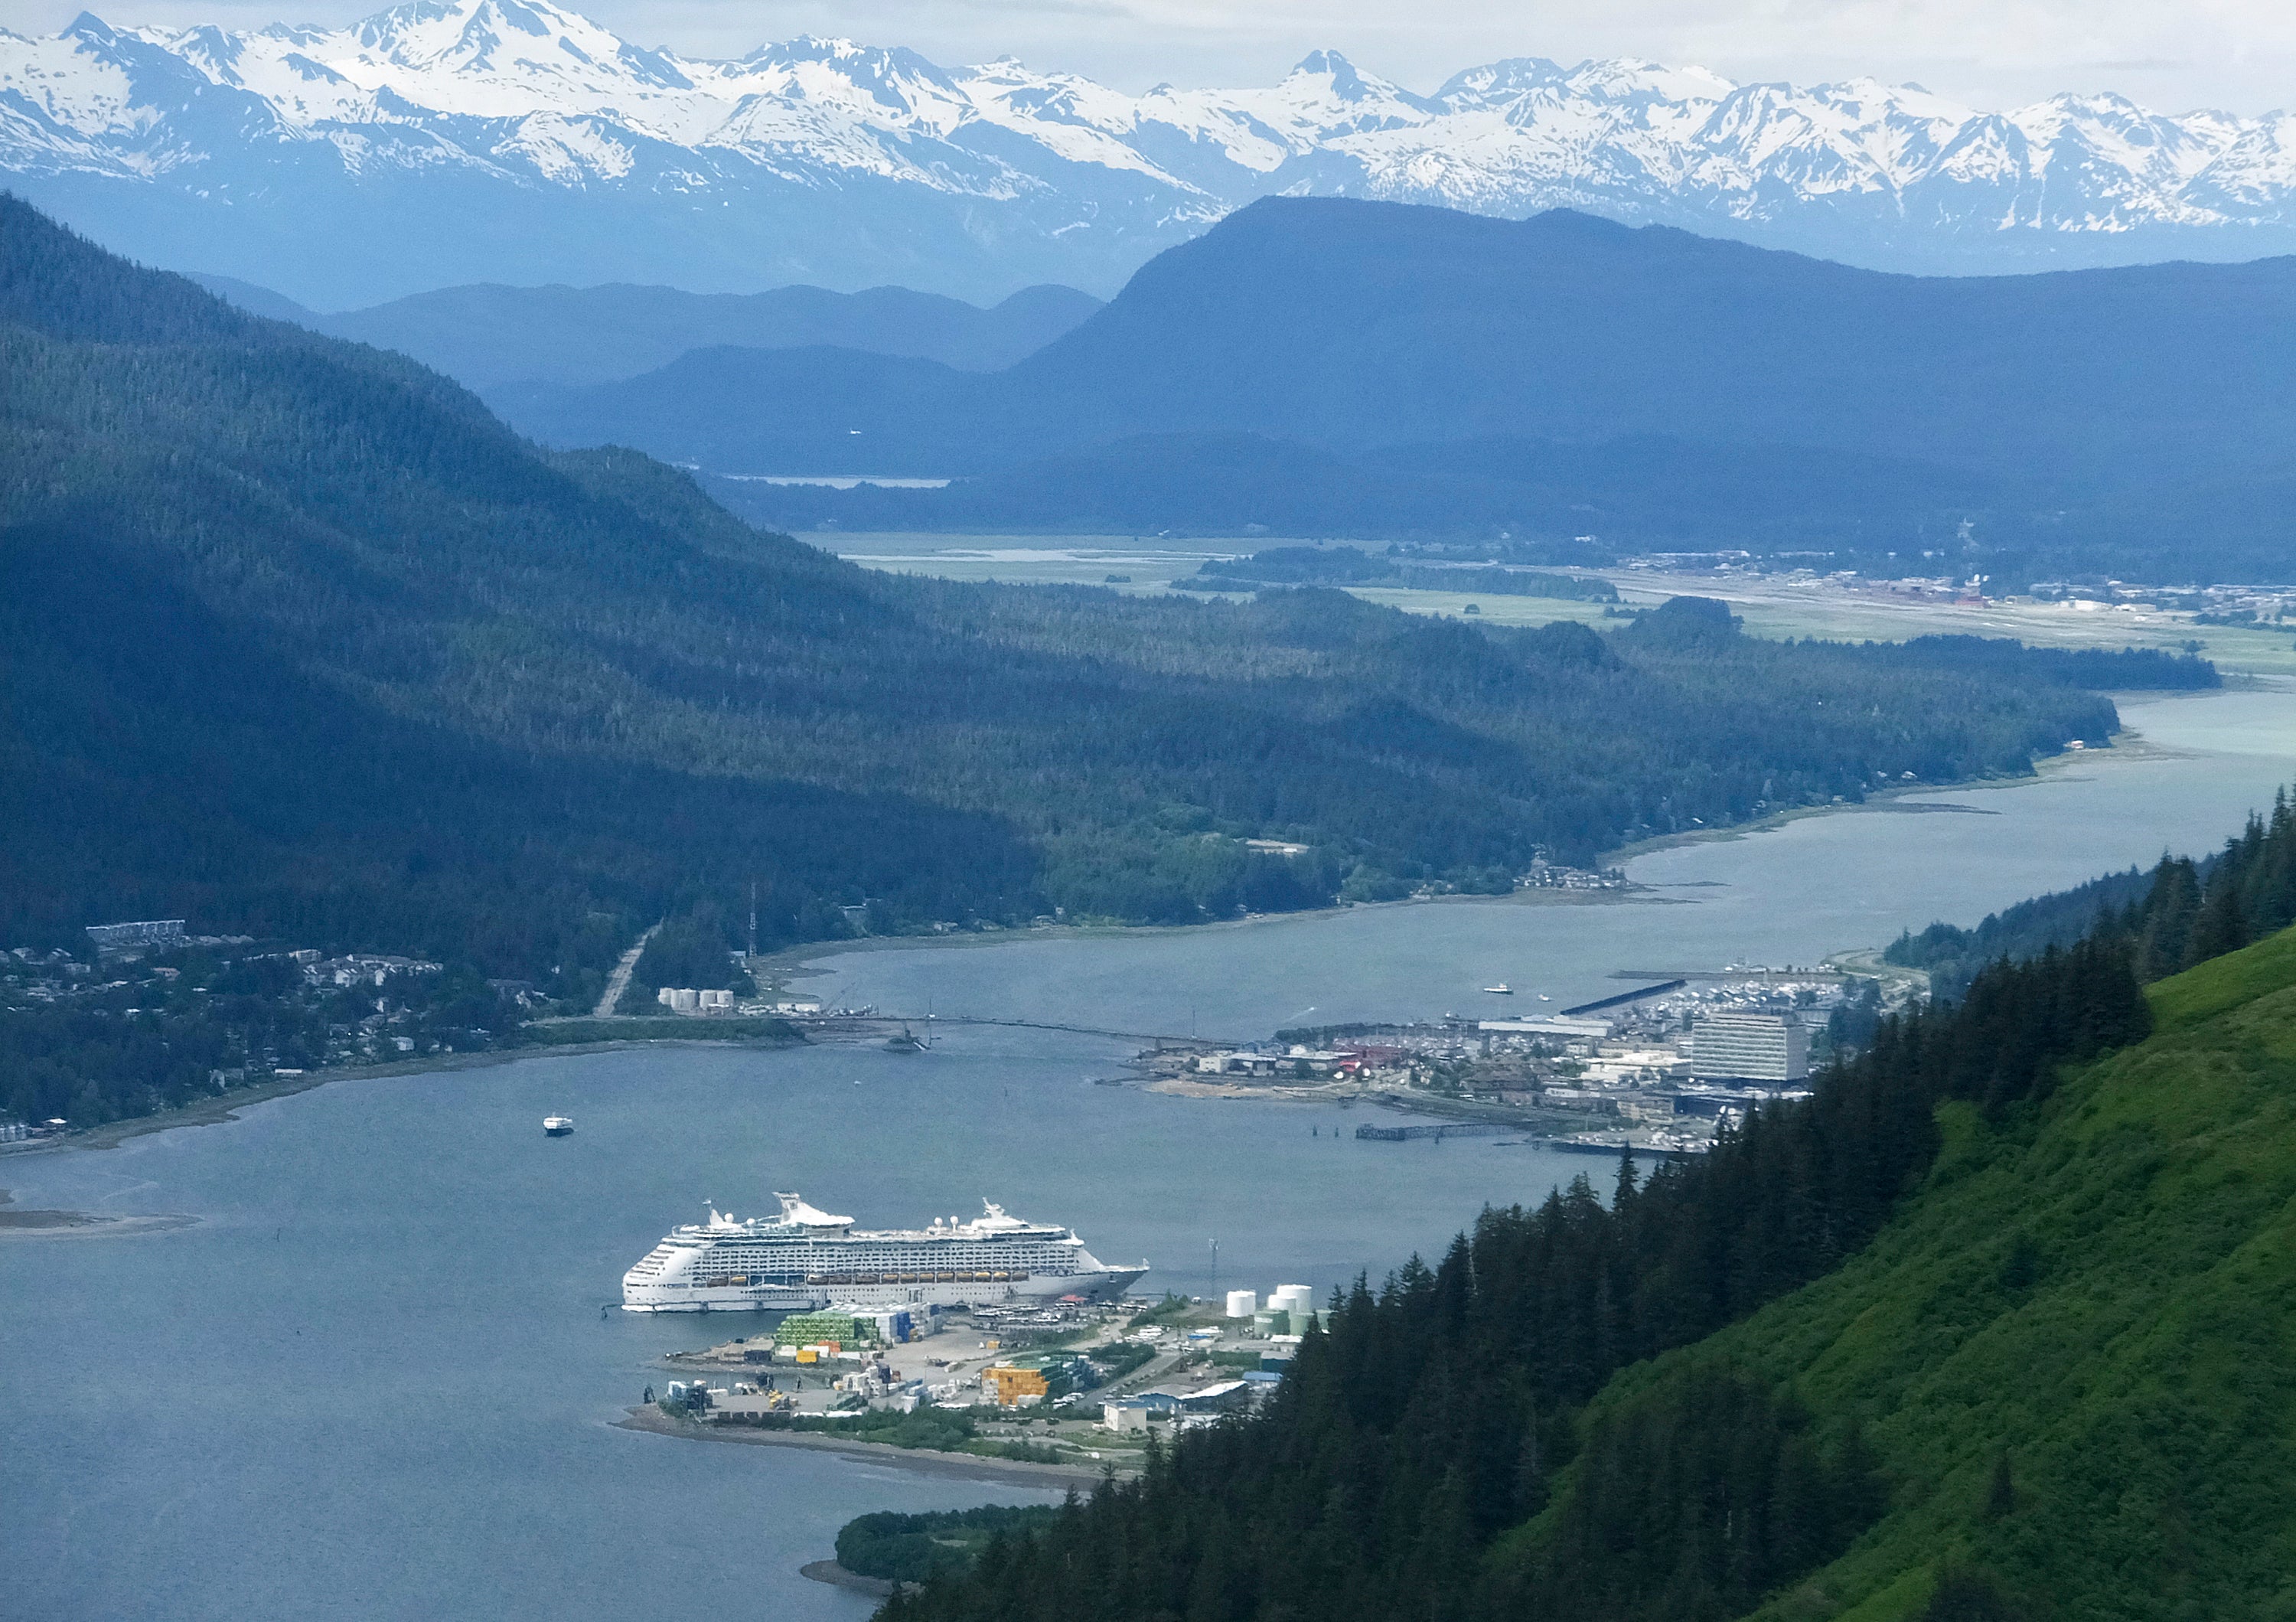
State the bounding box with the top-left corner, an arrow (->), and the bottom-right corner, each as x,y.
0,1034 -> 804,1160
0,1193 -> 197,1239
7,693 -> 2225,1166
1596,723 -> 2178,864
613,1404 -> 1122,1486
756,884 -> 1678,984
799,1560 -> 904,1598
771,711 -> 2198,987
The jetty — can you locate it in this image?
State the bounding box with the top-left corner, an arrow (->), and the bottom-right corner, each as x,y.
1353,1122 -> 1516,1142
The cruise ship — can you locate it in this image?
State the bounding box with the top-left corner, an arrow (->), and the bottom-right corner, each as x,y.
620,1193 -> 1150,1314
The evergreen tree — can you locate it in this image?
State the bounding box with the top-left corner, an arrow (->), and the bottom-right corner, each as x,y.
2135,857 -> 2199,979
1985,1451 -> 2017,1519
2186,865 -> 2251,967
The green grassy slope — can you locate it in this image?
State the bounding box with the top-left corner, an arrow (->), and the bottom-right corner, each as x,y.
1543,928 -> 2296,1619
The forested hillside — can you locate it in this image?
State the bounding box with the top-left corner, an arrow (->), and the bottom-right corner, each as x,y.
0,195 -> 2151,998
504,202 -> 2296,485
504,200 -> 2296,576
890,795 -> 2296,1622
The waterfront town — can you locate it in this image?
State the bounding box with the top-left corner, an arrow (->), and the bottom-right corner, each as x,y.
623,969 -> 1910,1470
1135,968 -> 1903,1156
650,1289 -> 1342,1472
5,903 -> 1904,1159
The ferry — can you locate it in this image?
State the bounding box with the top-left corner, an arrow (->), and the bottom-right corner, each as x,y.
543,1116 -> 574,1137
621,1193 -> 1149,1314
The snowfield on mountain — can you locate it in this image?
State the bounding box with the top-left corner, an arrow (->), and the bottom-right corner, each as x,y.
7,0 -> 2296,302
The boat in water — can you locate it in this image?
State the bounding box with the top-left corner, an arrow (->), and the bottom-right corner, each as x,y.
543,1116 -> 574,1137
621,1193 -> 1148,1314
1482,983 -> 1512,995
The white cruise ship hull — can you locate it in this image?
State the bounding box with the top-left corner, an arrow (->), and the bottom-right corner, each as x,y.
624,1283 -> 823,1314
619,1193 -> 1148,1314
621,1265 -> 1148,1314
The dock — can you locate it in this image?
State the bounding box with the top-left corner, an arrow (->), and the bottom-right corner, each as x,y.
1354,1122 -> 1517,1142
1559,979 -> 1686,1017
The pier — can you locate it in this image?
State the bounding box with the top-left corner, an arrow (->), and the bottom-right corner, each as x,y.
1558,979 -> 1686,1017
1353,1122 -> 1517,1142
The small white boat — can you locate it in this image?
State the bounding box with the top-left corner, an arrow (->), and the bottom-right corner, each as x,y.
1538,994 -> 1552,1002
1482,984 -> 1512,995
543,1116 -> 574,1137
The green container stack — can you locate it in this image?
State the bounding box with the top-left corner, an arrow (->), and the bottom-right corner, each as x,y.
773,1310 -> 874,1347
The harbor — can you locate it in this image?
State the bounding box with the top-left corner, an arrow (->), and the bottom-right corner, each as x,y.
1075,965 -> 1887,1156
9,683 -> 2296,1622
638,1286 -> 1347,1479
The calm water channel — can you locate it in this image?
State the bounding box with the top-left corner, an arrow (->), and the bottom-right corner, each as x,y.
804,687 -> 2296,1036
6,684 -> 2296,1622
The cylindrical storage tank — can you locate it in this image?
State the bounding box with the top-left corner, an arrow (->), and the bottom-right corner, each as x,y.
1225,1290 -> 1258,1319
1275,1285 -> 1315,1318
1252,1309 -> 1283,1336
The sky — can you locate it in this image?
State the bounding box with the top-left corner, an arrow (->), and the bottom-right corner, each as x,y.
9,0 -> 2294,114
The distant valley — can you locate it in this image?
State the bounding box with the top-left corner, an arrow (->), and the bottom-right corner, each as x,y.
485,199 -> 2296,584
0,194 -> 2165,1060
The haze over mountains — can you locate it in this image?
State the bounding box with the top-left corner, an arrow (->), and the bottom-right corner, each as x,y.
189,274 -> 1103,387
11,0 -> 2296,305
491,198 -> 2296,578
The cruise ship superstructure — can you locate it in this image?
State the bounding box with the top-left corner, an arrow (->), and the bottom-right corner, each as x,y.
621,1193 -> 1149,1313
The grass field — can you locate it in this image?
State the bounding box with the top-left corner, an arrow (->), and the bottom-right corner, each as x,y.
827,535 -> 2296,678
1611,570 -> 2296,680
829,534 -> 1249,596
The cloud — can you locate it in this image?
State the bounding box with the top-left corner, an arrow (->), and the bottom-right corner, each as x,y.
11,0 -> 2296,113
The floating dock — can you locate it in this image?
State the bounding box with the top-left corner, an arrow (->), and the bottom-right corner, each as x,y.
1354,1122 -> 1516,1141
1559,979 -> 1686,1017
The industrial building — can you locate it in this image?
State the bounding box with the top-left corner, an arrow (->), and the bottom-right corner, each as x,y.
83,919 -> 184,952
656,987 -> 735,1013
1478,1017 -> 1613,1039
1688,1012 -> 1810,1082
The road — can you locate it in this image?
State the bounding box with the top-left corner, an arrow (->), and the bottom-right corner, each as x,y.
593,922 -> 661,1018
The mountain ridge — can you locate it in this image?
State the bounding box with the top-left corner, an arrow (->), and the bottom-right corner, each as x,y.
491,197 -> 2296,576
7,194 -> 2132,985
9,0 -> 2296,304
189,273 -> 1102,386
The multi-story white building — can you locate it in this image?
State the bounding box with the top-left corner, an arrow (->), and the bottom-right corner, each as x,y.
1688,1013 -> 1810,1082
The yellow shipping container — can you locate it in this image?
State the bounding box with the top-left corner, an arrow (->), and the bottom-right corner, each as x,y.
795,1348 -> 817,1365
981,1365 -> 1050,1405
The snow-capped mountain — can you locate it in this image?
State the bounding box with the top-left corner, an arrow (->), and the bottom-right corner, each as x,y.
6,0 -> 2295,305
